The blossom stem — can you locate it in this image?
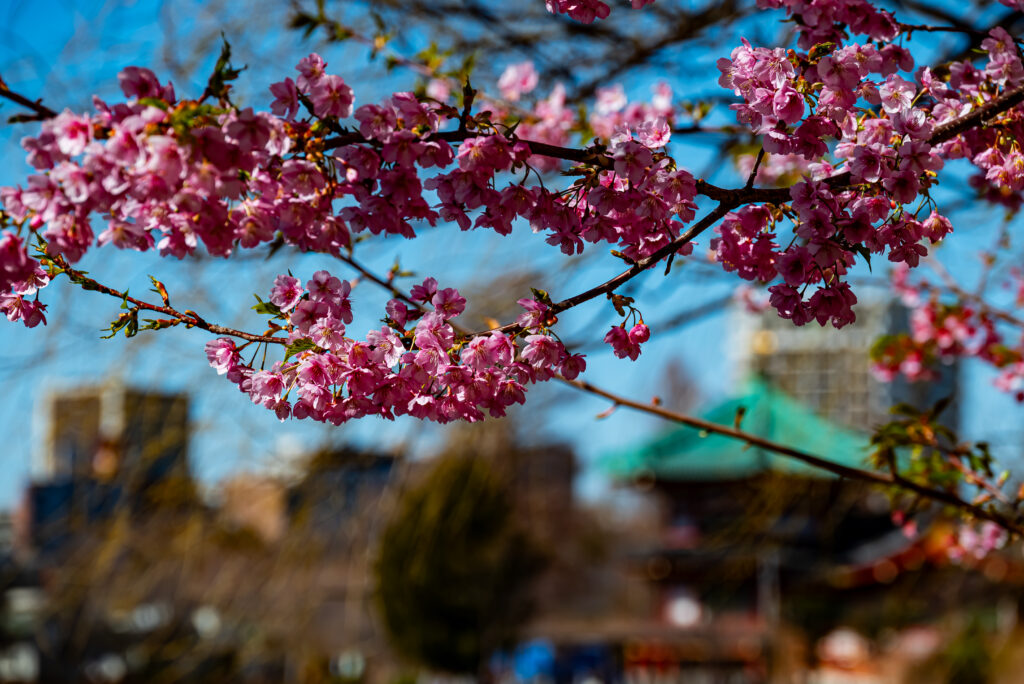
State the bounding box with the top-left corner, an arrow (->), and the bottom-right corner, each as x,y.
49,253 -> 286,345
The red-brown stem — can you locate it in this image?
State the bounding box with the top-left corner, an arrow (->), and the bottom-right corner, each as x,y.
51,254 -> 285,345
561,376 -> 1024,535
0,83 -> 57,119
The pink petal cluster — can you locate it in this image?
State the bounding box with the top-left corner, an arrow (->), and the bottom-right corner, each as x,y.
0,231 -> 48,327
948,521 -> 1008,562
544,0 -> 611,23
589,82 -> 675,142
497,61 -> 539,101
544,0 -> 655,22
604,323 -> 650,361
755,0 -> 898,49
206,274 -> 586,425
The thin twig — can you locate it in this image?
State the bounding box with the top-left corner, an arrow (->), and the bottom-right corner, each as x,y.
50,253 -> 285,345
561,376 -> 1024,535
744,147 -> 765,190
0,82 -> 58,119
898,23 -> 993,38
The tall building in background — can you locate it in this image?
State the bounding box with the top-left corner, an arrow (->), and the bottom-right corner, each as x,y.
44,394 -> 102,479
19,386 -> 193,560
42,385 -> 190,488
731,298 -> 958,432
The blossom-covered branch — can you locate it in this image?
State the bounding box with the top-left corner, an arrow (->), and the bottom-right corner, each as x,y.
1,0 -> 1023,538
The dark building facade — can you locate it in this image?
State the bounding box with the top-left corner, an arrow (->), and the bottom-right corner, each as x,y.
19,386 -> 192,562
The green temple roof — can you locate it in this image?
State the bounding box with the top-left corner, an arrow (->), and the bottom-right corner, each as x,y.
603,378 -> 873,481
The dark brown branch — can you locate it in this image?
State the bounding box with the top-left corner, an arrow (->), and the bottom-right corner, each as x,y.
562,376 -> 1024,536
0,82 -> 58,120
550,203 -> 731,315
897,0 -> 991,36
465,202 -> 733,337
898,23 -> 992,38
322,128 -> 616,169
931,81 -> 1024,144
744,147 -> 765,190
50,254 -> 286,345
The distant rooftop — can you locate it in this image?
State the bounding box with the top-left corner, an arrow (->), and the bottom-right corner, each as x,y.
603,377 -> 872,481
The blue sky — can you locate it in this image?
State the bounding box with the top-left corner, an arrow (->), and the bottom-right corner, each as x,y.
1,0 -> 1022,508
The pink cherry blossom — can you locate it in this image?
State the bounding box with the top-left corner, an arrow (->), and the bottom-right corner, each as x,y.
497,61 -> 539,101
310,74 -> 354,118
270,275 -> 304,311
205,338 -> 239,375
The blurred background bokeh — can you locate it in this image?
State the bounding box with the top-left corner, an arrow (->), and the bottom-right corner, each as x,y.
3,1 -> 1024,682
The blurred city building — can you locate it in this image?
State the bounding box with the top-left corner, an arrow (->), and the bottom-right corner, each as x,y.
219,473 -> 288,544
41,385 -> 190,487
1,372 -> 1022,683
16,385 -> 193,564
599,377 -> 1024,683
2,386 -> 200,682
731,298 -> 959,432
601,380 -> 899,681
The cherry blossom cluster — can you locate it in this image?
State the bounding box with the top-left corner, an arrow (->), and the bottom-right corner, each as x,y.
2,0 -> 1024,439
712,9 -> 1024,328
754,0 -> 898,50
604,322 -> 650,361
716,186 -> 874,329
948,521 -> 1009,562
544,0 -> 655,24
0,232 -> 48,327
589,82 -> 675,143
0,55 -> 377,344
498,80 -> 572,173
5,71 -> 297,263
873,265 -> 1024,401
487,62 -> 677,174
870,301 -> 994,384
0,50 -> 696,336
206,271 -> 585,424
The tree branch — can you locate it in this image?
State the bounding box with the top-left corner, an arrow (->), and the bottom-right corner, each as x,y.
49,253 -> 286,345
465,202 -> 733,337
561,376 -> 1024,536
0,81 -> 58,120
898,22 -> 993,38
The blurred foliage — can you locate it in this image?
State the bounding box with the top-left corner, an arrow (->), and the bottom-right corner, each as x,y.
912,615 -> 994,684
374,451 -> 548,675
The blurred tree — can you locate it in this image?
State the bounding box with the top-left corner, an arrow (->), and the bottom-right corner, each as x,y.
914,615 -> 994,684
374,450 -> 548,680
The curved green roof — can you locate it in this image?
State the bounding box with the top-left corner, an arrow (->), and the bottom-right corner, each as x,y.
603,378 -> 873,481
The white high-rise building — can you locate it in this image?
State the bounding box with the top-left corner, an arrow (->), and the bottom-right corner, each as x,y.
730,298 -> 958,432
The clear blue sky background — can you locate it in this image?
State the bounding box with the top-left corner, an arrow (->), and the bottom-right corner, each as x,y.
1,0 -> 1022,508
